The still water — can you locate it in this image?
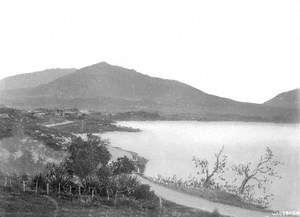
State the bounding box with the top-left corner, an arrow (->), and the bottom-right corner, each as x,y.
102,121 -> 300,211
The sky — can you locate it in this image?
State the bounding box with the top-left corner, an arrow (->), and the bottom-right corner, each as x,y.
0,0 -> 299,103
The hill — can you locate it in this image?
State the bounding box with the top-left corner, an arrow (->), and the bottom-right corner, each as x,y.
264,88 -> 299,110
0,68 -> 76,91
0,62 -> 298,122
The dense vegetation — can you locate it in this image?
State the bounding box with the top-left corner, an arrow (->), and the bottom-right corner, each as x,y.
0,134 -> 224,216
0,135 -> 156,211
0,186 -> 223,217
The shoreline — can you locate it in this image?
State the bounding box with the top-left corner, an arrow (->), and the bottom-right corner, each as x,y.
139,175 -> 273,213
104,123 -> 277,214
104,137 -> 273,214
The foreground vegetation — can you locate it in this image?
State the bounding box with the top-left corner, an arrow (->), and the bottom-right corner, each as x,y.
0,185 -> 225,217
0,188 -> 56,217
0,133 -> 224,217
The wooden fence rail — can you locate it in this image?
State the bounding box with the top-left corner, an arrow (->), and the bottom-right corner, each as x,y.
0,176 -> 96,199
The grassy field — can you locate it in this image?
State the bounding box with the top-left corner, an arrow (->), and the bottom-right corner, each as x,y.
0,186 -> 224,217
0,187 -> 55,217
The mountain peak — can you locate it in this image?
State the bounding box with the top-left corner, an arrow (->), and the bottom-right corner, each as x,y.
86,61 -> 112,69
94,61 -> 110,66
0,62 -> 298,122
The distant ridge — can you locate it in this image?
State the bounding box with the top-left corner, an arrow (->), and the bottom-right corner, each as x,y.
0,68 -> 76,90
264,88 -> 300,110
0,62 -> 298,122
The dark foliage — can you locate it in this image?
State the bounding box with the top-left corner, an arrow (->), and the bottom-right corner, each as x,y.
96,166 -> 112,195
31,173 -> 48,190
45,163 -> 72,191
111,156 -> 135,175
67,135 -> 111,180
132,184 -> 156,201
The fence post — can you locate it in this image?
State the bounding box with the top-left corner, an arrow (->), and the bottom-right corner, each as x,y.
35,179 -> 38,194
92,189 -> 94,199
114,190 -> 118,207
159,197 -> 162,208
78,186 -> 81,196
4,177 -> 7,187
58,183 -> 61,194
159,196 -> 163,217
23,181 -> 26,192
107,189 -> 110,200
46,183 -> 49,195
69,185 -> 72,194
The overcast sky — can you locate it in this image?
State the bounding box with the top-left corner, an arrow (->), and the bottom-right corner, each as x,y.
0,0 -> 299,103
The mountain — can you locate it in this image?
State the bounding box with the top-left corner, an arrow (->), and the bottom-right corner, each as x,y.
0,68 -> 76,91
264,88 -> 300,110
0,62 -> 298,122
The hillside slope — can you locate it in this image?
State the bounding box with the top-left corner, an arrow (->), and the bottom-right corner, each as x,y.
264,88 -> 299,110
0,62 -> 298,122
0,68 -> 76,91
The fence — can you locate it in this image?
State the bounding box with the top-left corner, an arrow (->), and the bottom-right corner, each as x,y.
0,175 -> 96,202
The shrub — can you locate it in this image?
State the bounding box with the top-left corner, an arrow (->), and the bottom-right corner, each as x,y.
45,163 -> 72,192
132,184 -> 156,200
210,209 -> 221,217
108,174 -> 139,197
96,166 -> 112,196
111,156 -> 135,175
67,135 -> 111,180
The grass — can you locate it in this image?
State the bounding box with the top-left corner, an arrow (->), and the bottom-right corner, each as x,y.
0,187 -> 55,216
0,186 -> 225,217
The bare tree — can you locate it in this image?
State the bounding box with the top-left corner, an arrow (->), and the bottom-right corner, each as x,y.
193,146 -> 227,188
232,146 -> 281,195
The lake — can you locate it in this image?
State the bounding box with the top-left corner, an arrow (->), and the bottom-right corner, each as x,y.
102,121 -> 300,211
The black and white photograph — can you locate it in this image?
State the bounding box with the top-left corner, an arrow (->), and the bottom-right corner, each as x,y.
0,1 -> 299,216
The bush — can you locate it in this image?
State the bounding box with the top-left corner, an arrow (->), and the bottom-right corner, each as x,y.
210,209 -> 221,217
67,135 -> 111,180
108,174 -> 139,197
132,184 -> 156,200
96,166 -> 112,196
111,156 -> 135,175
45,163 -> 72,192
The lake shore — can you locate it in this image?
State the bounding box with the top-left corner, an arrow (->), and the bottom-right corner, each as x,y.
102,121 -> 300,212
107,141 -> 273,214
101,125 -> 272,214
139,175 -> 272,213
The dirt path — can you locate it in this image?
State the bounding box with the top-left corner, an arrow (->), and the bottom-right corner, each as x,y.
137,175 -> 273,217
44,121 -> 74,128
